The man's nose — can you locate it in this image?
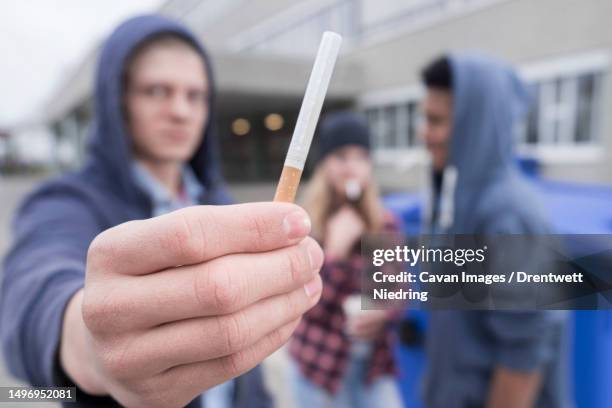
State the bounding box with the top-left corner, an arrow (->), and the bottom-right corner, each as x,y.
168,94 -> 191,120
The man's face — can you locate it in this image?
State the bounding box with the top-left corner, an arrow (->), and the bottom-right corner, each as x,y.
124,41 -> 209,164
421,88 -> 453,172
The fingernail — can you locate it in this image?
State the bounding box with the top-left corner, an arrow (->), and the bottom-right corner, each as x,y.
304,277 -> 322,297
283,211 -> 311,239
305,239 -> 323,271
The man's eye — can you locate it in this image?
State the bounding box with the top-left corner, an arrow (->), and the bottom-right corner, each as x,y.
187,90 -> 207,103
427,115 -> 441,126
146,85 -> 169,98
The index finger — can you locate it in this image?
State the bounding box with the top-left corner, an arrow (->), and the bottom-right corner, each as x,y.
87,202 -> 311,276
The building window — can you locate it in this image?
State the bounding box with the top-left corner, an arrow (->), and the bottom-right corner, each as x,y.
520,71 -> 603,147
365,70 -> 603,152
575,73 -> 599,143
361,54 -> 606,156
364,100 -> 420,150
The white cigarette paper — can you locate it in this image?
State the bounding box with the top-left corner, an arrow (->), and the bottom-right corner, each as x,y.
284,31 -> 343,170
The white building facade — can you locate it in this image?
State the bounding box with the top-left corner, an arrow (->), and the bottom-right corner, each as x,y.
45,0 -> 610,190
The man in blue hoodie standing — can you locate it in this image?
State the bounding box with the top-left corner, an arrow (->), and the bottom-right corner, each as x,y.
419,54 -> 570,408
1,15 -> 324,408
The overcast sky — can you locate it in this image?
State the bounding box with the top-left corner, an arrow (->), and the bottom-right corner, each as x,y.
0,0 -> 163,128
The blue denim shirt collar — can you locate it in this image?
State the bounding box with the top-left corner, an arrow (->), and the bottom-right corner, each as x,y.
132,162 -> 204,217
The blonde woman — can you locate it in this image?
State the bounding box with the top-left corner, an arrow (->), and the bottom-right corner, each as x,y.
288,111 -> 404,408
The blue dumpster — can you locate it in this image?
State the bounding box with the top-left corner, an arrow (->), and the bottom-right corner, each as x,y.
384,178 -> 612,408
538,180 -> 612,408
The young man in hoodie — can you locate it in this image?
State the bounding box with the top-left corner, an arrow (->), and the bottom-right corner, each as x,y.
1,15 -> 324,408
419,54 -> 570,408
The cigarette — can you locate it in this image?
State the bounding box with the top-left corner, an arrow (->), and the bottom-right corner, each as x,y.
273,31 -> 343,202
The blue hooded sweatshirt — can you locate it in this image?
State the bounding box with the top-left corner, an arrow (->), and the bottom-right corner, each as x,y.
423,52 -> 571,408
1,15 -> 271,408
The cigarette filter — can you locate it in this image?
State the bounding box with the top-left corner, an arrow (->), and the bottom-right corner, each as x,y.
273,31 -> 342,202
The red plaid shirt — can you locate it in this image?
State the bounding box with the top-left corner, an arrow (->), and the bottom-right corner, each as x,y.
288,212 -> 400,394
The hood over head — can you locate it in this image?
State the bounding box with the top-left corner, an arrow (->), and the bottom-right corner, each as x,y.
448,51 -> 530,188
87,14 -> 224,202
432,52 -> 544,233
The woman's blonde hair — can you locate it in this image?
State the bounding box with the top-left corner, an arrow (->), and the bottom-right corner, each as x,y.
302,163 -> 386,243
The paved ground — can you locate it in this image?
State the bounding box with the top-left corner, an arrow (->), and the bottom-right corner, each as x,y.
0,175 -> 294,407
0,175 -> 56,406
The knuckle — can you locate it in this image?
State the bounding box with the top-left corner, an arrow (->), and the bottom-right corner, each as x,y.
87,230 -> 116,267
210,270 -> 238,313
194,263 -> 239,314
192,263 -> 212,311
81,293 -> 111,334
81,296 -> 100,333
221,349 -> 247,378
268,322 -> 294,350
284,290 -> 302,317
134,377 -> 168,407
170,210 -> 204,263
287,244 -> 311,284
245,213 -> 271,248
81,288 -> 127,335
218,312 -> 250,355
251,215 -> 268,242
266,327 -> 286,349
99,344 -> 133,380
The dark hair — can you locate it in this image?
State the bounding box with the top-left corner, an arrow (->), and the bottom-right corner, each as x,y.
422,56 -> 452,90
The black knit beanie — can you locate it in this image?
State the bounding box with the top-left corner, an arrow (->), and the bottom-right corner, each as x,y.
317,111 -> 371,161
